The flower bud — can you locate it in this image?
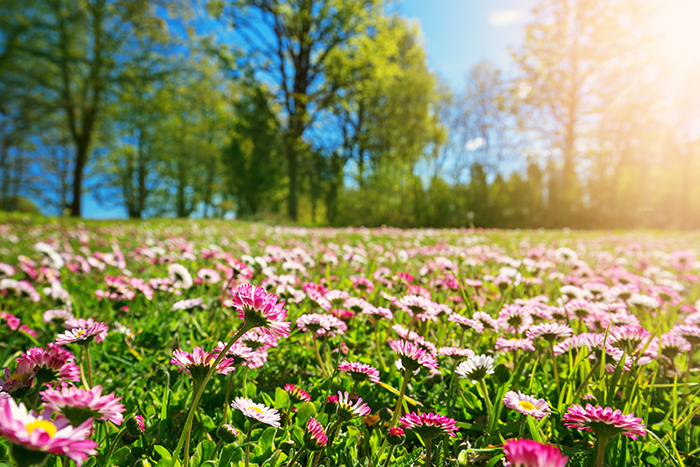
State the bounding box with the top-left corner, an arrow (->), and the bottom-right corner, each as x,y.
387,427 -> 405,446
216,424 -> 239,444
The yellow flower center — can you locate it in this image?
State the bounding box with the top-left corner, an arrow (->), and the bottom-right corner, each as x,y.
518,400 -> 536,411
26,420 -> 57,438
76,329 -> 86,337
248,406 -> 264,414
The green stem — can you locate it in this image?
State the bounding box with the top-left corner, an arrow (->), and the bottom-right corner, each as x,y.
349,381 -> 359,399
245,422 -> 253,467
518,415 -> 526,437
286,446 -> 306,467
103,428 -> 125,464
242,367 -> 249,398
223,373 -> 233,424
596,436 -> 609,467
550,343 -> 560,389
84,346 -> 93,388
383,446 -> 396,467
478,379 -> 493,429
424,438 -> 433,467
375,321 -> 388,371
169,323 -> 253,467
390,369 -> 411,427
573,360 -> 601,403
447,362 -> 459,418
314,339 -> 329,378
184,381 -> 197,467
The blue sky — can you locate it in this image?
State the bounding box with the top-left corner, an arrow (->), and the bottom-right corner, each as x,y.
83,0 -> 538,219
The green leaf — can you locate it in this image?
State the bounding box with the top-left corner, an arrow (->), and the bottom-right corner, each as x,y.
296,402 -> 317,426
274,387 -> 290,409
153,445 -> 172,460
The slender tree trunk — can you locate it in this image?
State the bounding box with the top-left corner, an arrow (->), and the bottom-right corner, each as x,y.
69,139 -> 89,217
287,140 -> 299,221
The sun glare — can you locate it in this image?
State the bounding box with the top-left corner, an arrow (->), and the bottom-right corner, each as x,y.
655,0 -> 700,66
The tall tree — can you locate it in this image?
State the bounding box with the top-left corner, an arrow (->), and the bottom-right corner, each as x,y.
210,0 -> 382,221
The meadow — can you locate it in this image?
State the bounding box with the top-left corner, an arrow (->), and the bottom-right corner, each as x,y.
1,217 -> 699,467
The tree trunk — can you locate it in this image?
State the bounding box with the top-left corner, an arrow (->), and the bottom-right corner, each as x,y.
69,139 -> 89,217
287,141 -> 299,221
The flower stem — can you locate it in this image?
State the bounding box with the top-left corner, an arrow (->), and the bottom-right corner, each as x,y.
84,346 -> 93,388
223,373 -> 233,424
169,323 -> 253,467
375,321 -> 388,371
245,422 -> 253,467
518,415 -> 526,437
286,446 -> 306,467
103,428 -> 125,463
390,369 -> 411,427
349,381 -> 359,399
383,446 -> 396,467
549,343 -> 560,389
573,360 -> 601,403
478,379 -> 493,428
314,339 -> 329,378
242,367 -> 249,398
183,381 -> 197,467
425,438 -> 433,467
596,436 -> 609,467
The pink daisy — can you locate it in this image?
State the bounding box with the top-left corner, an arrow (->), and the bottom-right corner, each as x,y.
448,314 -> 485,334
231,397 -> 281,428
16,345 -> 80,385
230,284 -> 290,339
338,361 -> 380,383
171,347 -> 235,382
495,337 -> 536,353
41,385 -> 125,426
335,391 -> 371,420
563,404 -> 646,440
284,384 -> 312,402
526,323 -> 573,343
56,319 -> 108,346
608,325 -> 651,354
498,305 -> 533,334
438,347 -> 476,359
0,398 -> 97,466
389,339 -> 439,372
502,391 -> 550,420
503,439 -> 568,467
399,412 -> 459,439
671,324 -> 700,347
304,417 -> 328,450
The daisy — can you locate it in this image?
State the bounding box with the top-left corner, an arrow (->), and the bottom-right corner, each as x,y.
448,314 -> 485,334
645,334 -> 692,361
303,417 -> 328,450
230,284 -> 290,339
456,355 -> 495,383
671,324 -> 700,346
0,398 -> 97,466
172,298 -> 206,311
495,337 -> 536,353
168,263 -> 193,289
438,347 -> 476,359
231,397 -> 281,428
216,424 -> 239,444
563,404 -> 646,440
335,391 -> 371,420
472,311 -> 499,331
608,325 -> 651,354
284,384 -> 312,402
399,412 -> 459,438
43,309 -> 74,325
502,391 -> 550,420
362,305 -> 393,321
526,323 -> 573,343
338,361 -> 380,383
503,439 -> 568,467
41,385 -> 125,426
325,290 -> 350,307
16,345 -> 80,385
498,305 -> 533,335
55,320 -> 108,346
397,295 -> 435,316
389,339 -> 439,373
171,347 -> 235,382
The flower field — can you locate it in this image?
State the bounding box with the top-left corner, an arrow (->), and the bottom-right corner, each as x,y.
1,218 -> 700,467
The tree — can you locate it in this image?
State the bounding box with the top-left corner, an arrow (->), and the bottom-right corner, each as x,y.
223,85 -> 285,218
210,0 -> 383,221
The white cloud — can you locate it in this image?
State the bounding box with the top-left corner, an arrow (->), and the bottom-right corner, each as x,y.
489,9 -> 526,28
465,137 -> 485,151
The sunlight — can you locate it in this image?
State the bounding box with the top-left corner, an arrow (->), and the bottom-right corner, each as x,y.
655,0 -> 700,67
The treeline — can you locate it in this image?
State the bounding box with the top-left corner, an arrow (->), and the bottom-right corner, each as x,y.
1,0 -> 699,229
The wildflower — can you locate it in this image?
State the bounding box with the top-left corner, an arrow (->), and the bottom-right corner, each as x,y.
389,339 -> 439,372
56,319 -> 108,346
498,305 -> 533,334
645,334 -> 692,361
563,404 -> 646,440
502,391 -> 550,420
671,324 -> 700,346
448,314 -> 485,333
16,345 -> 80,385
438,347 -> 476,359
503,438 -> 568,467
168,264 -> 193,289
338,361 -> 380,383
473,311 -> 499,331
386,426 -> 406,445
217,424 -> 239,444
41,385 -> 125,426
284,384 -> 312,402
608,325 -> 651,354
456,355 -> 495,383
0,398 -> 97,466
230,397 -> 281,428
526,323 -> 573,343
230,284 -> 290,339
172,297 -> 206,311
304,417 -> 328,450
495,337 -> 536,353
171,347 -> 235,382
399,412 -> 459,438
335,391 -> 371,420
